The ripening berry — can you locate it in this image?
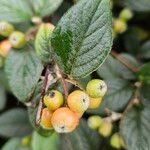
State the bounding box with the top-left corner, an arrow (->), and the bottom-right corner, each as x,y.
89,97 -> 102,109
119,8 -> 133,21
40,108 -> 53,129
88,115 -> 103,129
67,90 -> 90,113
44,90 -> 64,111
113,19 -> 127,33
98,120 -> 112,137
0,40 -> 11,57
9,31 -> 26,48
51,107 -> 79,133
86,79 -> 107,98
0,21 -> 14,37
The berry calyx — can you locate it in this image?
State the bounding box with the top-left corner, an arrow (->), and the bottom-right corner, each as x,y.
98,120 -> 112,137
44,90 -> 64,111
86,79 -> 107,98
119,8 -> 133,22
0,40 -> 11,57
0,21 -> 14,37
51,107 -> 79,133
88,115 -> 103,129
9,31 -> 26,48
40,108 -> 53,129
67,90 -> 89,113
88,97 -> 102,109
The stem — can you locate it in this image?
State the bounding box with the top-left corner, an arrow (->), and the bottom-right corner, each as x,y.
111,50 -> 139,72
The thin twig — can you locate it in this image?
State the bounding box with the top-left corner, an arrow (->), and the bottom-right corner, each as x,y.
111,50 -> 139,72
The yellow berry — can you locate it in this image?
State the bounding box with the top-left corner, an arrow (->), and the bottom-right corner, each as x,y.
110,133 -> 121,149
67,90 -> 90,113
119,8 -> 133,21
88,115 -> 103,129
89,97 -> 102,109
51,107 -> 79,133
21,136 -> 31,146
44,90 -> 64,111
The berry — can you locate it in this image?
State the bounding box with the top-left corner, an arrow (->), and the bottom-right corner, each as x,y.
40,108 -> 53,129
0,21 -> 14,37
119,8 -> 133,21
89,97 -> 102,109
44,90 -> 64,111
98,120 -> 112,137
67,90 -> 89,113
88,115 -> 103,129
86,79 -> 107,98
113,19 -> 127,34
0,40 -> 11,57
21,136 -> 31,146
51,107 -> 79,133
9,31 -> 26,48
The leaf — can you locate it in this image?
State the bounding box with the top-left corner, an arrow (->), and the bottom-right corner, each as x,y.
35,23 -> 54,63
61,119 -> 102,150
2,138 -> 31,150
87,79 -> 133,115
0,0 -> 33,23
31,0 -> 63,17
0,85 -> 6,111
124,0 -> 150,12
120,106 -> 150,150
51,0 -> 112,79
140,40 -> 150,59
28,82 -> 54,137
5,43 -> 43,102
32,132 -> 59,150
0,108 -> 32,137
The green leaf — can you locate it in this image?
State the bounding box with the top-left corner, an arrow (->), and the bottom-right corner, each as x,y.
35,23 -> 54,63
28,82 -> 54,137
0,108 -> 32,137
0,0 -> 33,23
5,43 -> 43,102
51,0 -> 112,79
140,40 -> 150,59
32,132 -> 59,150
124,0 -> 150,12
2,138 -> 31,150
31,0 -> 63,17
120,106 -> 150,150
88,79 -> 133,115
61,120 -> 102,150
0,85 -> 6,111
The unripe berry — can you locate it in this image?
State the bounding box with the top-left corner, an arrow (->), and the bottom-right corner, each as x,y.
0,21 -> 14,37
89,97 -> 102,109
51,107 -> 79,133
113,19 -> 127,34
86,79 -> 107,98
44,90 -> 64,111
88,115 -> 103,129
0,40 -> 11,57
119,8 -> 133,21
21,136 -> 31,146
40,108 -> 53,129
98,120 -> 112,137
67,90 -> 90,113
9,31 -> 26,48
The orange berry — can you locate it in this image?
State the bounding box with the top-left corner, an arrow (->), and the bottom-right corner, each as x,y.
40,108 -> 53,129
67,90 -> 89,113
0,40 -> 11,57
51,107 -> 79,133
89,97 -> 102,109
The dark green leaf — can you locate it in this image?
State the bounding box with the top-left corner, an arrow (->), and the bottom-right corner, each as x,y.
0,0 -> 33,23
32,132 -> 59,150
0,85 -> 6,111
31,0 -> 63,17
5,43 -> 43,102
0,108 -> 32,137
140,40 -> 150,59
35,23 -> 54,63
51,0 -> 112,79
2,138 -> 31,150
120,106 -> 150,150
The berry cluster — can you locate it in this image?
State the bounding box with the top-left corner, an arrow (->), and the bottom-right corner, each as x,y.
40,79 -> 107,133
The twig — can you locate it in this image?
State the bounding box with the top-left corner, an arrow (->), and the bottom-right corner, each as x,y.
111,50 -> 139,72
